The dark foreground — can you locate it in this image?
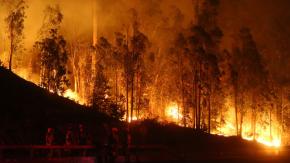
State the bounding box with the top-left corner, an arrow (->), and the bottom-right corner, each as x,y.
0,145 -> 289,163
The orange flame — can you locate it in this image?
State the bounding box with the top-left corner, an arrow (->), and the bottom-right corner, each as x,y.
63,89 -> 85,105
213,98 -> 282,148
165,102 -> 183,124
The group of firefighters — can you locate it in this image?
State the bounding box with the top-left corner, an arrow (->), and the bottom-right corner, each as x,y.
45,123 -> 132,162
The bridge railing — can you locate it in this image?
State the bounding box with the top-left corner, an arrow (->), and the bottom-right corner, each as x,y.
0,145 -> 100,159
0,144 -> 167,161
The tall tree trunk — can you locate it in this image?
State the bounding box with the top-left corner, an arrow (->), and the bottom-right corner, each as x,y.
197,62 -> 202,130
194,67 -> 198,129
240,115 -> 244,136
219,106 -> 223,134
208,80 -> 211,133
130,73 -> 134,122
137,71 -> 141,119
9,20 -> 13,71
177,103 -> 180,124
136,72 -> 138,119
270,104 -> 272,142
125,29 -> 129,123
126,70 -> 129,122
192,66 -> 196,129
239,93 -> 244,136
115,68 -> 118,103
181,73 -> 186,127
252,93 -> 256,140
208,93 -> 211,133
71,47 -> 79,95
234,82 -> 239,136
177,51 -> 185,126
280,87 -> 284,142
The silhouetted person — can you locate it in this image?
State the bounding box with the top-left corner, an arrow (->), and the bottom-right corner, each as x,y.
46,128 -> 55,145
65,127 -> 74,156
120,126 -> 131,163
45,127 -> 55,157
77,124 -> 87,145
96,123 -> 110,163
108,127 -> 120,163
77,124 -> 88,156
66,128 -> 74,145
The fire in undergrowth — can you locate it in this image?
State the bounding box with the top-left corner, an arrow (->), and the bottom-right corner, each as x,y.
163,99 -> 282,148
122,114 -> 137,123
63,89 -> 85,105
213,98 -> 282,148
165,102 -> 183,124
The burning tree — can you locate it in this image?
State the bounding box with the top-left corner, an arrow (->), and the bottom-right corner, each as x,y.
129,23 -> 150,121
232,27 -> 269,139
92,37 -> 112,111
110,9 -> 150,122
92,64 -> 110,111
4,0 -> 26,71
33,5 -> 69,94
166,0 -> 223,130
90,36 -> 126,120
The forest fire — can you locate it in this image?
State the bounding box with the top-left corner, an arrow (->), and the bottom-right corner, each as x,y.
0,0 -> 289,157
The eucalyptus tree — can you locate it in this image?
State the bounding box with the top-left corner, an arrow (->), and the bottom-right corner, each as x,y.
4,0 -> 26,71
33,5 -> 69,94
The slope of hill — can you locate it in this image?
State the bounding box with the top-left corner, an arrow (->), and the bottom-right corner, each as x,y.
0,67 -> 110,144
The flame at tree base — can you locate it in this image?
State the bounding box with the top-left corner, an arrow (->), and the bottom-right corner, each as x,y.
63,89 -> 85,105
214,126 -> 282,148
164,100 -> 282,148
213,105 -> 282,148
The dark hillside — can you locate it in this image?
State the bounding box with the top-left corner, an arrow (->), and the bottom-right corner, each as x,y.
0,67 -> 111,144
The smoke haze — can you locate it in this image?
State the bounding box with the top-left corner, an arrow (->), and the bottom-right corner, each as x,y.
0,0 -> 289,82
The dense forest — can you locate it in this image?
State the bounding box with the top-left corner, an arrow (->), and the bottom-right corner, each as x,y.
0,0 -> 289,147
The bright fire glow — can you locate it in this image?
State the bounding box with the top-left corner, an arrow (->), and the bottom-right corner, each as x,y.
213,97 -> 282,148
129,116 -> 137,123
63,89 -> 85,105
123,114 -> 137,123
165,102 -> 183,123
